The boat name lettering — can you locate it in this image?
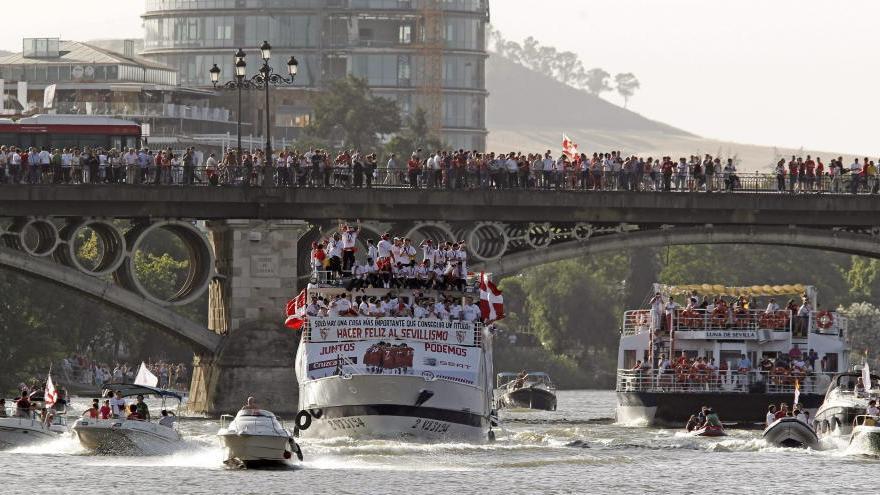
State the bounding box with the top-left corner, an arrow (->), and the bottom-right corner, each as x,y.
410,418 -> 450,433
423,343 -> 468,356
676,330 -> 758,340
326,417 -> 366,431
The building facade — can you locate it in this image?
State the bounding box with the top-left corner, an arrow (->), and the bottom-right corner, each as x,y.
141,0 -> 489,150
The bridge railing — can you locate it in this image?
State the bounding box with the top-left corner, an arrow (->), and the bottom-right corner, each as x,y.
2,166 -> 877,195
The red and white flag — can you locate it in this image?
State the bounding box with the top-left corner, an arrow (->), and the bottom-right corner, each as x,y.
479,272 -> 505,323
285,289 -> 308,330
44,374 -> 58,408
562,133 -> 580,160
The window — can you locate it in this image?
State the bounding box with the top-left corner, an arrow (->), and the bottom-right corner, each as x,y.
399,25 -> 412,44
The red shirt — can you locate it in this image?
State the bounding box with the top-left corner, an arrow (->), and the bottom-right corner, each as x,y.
407,159 -> 421,172
99,405 -> 111,419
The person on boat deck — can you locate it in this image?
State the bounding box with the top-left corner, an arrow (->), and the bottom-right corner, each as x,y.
126,404 -> 141,420
867,400 -> 880,417
704,408 -> 722,427
82,402 -> 99,419
688,290 -> 699,308
795,297 -> 810,338
766,405 -> 777,426
788,344 -> 802,360
513,370 -> 527,389
765,298 -> 780,314
99,399 -> 112,420
649,292 -> 664,332
242,397 -> 259,411
794,407 -> 807,423
110,390 -> 126,419
135,395 -> 150,421
15,391 -> 31,418
854,377 -> 868,398
158,409 -> 176,428
774,403 -> 789,420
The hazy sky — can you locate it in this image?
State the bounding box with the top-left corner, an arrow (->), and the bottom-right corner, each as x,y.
2,0 -> 878,155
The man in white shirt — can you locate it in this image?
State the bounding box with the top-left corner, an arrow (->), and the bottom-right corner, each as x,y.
340,222 -> 360,274
399,238 -> 417,267
449,300 -> 463,320
413,301 -> 428,319
765,298 -> 780,314
461,297 -> 480,322
867,400 -> 880,417
765,405 -> 777,426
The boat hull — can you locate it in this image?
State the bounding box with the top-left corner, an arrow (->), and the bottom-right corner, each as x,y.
849,425 -> 880,454
691,425 -> 726,437
0,420 -> 60,449
616,391 -> 824,427
219,433 -> 294,466
499,388 -> 557,411
762,418 -> 819,449
298,374 -> 492,442
72,419 -> 182,455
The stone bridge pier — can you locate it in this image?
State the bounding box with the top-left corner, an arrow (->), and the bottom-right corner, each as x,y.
188,219 -> 308,417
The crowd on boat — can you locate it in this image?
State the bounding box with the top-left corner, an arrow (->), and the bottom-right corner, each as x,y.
3,145 -> 880,194
311,222 -> 470,292
306,291 -> 482,322
78,392 -> 176,427
765,402 -> 812,427
60,355 -> 190,391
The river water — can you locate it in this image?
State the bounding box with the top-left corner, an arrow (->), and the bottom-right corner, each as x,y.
0,390 -> 873,494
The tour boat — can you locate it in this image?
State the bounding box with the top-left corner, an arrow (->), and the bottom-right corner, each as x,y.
812,371 -> 878,441
495,372 -> 558,411
218,409 -> 302,468
72,384 -> 183,455
762,417 -> 819,449
292,285 -> 498,442
615,283 -> 850,427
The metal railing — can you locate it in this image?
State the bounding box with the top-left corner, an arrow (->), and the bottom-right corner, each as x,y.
616,369 -> 835,395
622,309 -> 846,338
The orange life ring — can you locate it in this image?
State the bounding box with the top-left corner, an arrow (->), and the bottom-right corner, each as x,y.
816,311 -> 834,329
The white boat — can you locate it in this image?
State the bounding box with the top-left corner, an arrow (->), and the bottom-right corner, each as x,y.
496,372 -> 558,411
218,409 -> 301,468
813,371 -> 878,441
293,285 -> 498,442
763,417 -> 819,449
615,283 -> 849,427
849,415 -> 880,454
0,414 -> 69,449
72,384 -> 183,455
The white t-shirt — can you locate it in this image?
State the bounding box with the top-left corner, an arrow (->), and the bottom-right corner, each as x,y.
766,412 -> 776,426
377,240 -> 393,258
462,304 -> 480,322
342,230 -> 358,250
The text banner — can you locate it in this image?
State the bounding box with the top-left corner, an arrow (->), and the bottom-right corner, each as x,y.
309,317 -> 477,346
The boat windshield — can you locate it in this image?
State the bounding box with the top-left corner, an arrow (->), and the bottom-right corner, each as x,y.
236,408 -> 275,419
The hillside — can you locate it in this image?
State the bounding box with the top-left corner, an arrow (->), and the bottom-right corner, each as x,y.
485,54 -> 843,171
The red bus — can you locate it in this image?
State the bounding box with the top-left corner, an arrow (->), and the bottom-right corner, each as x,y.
0,114 -> 141,151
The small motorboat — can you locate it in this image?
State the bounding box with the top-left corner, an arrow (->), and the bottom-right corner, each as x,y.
763,417 -> 819,449
0,414 -> 69,449
690,424 -> 727,437
849,415 -> 880,454
72,384 -> 183,455
496,372 -> 558,411
217,408 -> 302,468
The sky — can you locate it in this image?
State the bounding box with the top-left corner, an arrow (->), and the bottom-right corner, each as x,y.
1,0 -> 878,155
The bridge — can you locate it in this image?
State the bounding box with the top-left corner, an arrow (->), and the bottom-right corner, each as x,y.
2,185 -> 879,415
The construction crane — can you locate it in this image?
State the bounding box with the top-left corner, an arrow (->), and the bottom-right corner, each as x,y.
417,0 -> 445,137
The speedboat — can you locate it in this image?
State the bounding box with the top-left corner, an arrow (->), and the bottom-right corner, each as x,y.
763,417 -> 819,449
0,413 -> 69,449
72,384 -> 183,455
689,424 -> 727,437
848,415 -> 880,454
217,408 -> 302,468
496,372 -> 558,411
813,371 -> 879,441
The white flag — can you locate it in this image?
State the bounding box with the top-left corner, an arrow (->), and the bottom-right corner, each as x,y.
43,84 -> 56,109
45,374 -> 58,408
863,362 -> 872,392
793,379 -> 800,409
16,81 -> 27,110
134,362 -> 159,387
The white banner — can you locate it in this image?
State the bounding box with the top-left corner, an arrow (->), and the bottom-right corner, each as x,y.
16,81 -> 27,110
304,340 -> 481,385
310,317 -> 478,346
43,84 -> 56,109
0,79 -> 5,110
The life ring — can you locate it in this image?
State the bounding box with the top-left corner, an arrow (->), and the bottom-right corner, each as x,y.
295,410 -> 313,430
816,311 -> 834,329
711,307 -> 728,327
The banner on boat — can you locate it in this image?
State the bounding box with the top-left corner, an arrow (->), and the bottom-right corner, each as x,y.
303,340 -> 482,385
309,317 -> 478,346
675,330 -> 761,340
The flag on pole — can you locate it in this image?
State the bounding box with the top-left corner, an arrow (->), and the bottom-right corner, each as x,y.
134,362 -> 159,387
562,133 -> 580,160
479,272 -> 505,323
863,361 -> 872,392
285,289 -> 308,330
44,374 -> 58,408
793,379 -> 800,408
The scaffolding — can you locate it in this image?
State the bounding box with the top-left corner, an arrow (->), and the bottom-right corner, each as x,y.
417,0 -> 445,135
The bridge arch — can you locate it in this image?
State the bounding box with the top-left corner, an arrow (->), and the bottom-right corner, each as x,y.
0,247 -> 221,353
477,226 -> 880,278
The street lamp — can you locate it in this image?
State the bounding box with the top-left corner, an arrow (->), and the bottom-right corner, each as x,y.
210,42 -> 299,187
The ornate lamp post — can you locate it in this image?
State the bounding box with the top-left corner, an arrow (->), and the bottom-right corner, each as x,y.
210,41 -> 298,186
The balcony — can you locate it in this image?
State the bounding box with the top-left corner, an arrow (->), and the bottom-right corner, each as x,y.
53,102 -> 231,122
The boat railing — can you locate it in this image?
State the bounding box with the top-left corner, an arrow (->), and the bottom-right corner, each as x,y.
853,415 -> 880,428
616,368 -> 836,395
622,309 -> 846,337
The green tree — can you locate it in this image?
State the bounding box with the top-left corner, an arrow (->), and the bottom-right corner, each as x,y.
385,107 -> 444,159
306,76 -> 401,151
583,68 -> 612,97
614,72 -> 640,108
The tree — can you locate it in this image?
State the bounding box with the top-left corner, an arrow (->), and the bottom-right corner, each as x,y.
584,68 -> 612,97
306,76 -> 401,151
614,72 -> 640,108
552,51 -> 585,87
385,107 -> 444,159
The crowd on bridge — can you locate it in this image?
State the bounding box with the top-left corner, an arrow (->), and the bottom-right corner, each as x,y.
311,221 -> 469,291
2,144 -> 880,194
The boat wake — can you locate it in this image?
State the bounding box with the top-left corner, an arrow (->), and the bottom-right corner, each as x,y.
8,434 -> 85,456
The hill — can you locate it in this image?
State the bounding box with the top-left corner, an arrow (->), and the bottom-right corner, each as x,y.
485,53 -> 843,171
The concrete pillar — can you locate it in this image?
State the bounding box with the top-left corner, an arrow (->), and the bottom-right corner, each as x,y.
189,219 -> 310,417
